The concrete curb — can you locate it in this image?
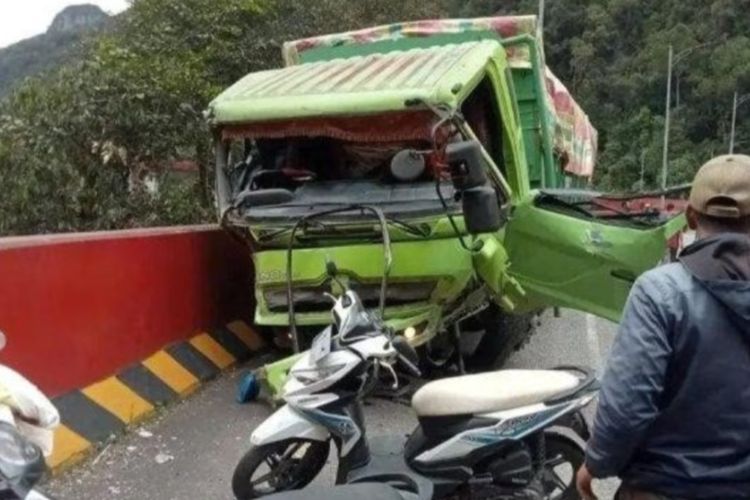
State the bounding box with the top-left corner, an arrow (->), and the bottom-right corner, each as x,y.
47,320 -> 265,473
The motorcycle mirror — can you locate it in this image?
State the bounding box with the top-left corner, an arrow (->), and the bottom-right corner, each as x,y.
325,259 -> 338,279
0,423 -> 46,498
325,259 -> 349,291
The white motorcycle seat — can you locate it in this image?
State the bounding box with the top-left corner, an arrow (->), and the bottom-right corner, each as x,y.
412,369 -> 581,417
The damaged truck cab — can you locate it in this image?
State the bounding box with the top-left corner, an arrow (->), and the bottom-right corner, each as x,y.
207,16 -> 685,387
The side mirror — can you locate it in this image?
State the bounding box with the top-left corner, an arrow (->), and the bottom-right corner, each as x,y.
462,186 -> 502,233
446,141 -> 502,234
446,140 -> 487,190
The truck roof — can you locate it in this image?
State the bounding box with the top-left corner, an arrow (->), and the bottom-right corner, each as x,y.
206,40 -> 500,125
282,16 -> 598,178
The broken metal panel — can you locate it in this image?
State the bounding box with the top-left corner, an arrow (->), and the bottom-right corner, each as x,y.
503,197 -> 686,322
590,195 -> 688,218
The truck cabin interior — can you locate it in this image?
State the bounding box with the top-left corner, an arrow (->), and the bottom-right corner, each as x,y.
220,77 -> 507,221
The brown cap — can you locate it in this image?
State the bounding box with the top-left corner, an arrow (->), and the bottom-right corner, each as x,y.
689,154 -> 750,218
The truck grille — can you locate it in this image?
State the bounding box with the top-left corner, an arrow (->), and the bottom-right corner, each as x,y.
264,281 -> 436,313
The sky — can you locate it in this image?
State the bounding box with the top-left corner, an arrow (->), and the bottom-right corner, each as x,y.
0,0 -> 129,49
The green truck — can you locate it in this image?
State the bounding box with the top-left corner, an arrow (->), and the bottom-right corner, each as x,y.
207,16 -> 685,393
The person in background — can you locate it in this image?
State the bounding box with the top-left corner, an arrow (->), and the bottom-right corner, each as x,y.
576,154 -> 750,500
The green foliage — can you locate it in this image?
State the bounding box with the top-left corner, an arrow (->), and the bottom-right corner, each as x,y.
2,0 -> 749,235
0,0 -> 452,236
459,0 -> 750,190
0,31 -> 88,99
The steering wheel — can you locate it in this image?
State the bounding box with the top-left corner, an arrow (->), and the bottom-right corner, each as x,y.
279,168 -> 317,181
249,168 -> 317,189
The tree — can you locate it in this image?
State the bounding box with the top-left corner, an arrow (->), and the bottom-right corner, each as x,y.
2,0 -> 750,235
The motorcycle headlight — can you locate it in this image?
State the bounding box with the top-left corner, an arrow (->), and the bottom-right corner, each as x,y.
290,363 -> 348,385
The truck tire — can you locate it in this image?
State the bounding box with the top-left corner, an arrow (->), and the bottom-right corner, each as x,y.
464,303 -> 538,371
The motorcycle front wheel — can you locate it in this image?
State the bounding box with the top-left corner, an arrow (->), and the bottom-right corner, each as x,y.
231,438 -> 330,500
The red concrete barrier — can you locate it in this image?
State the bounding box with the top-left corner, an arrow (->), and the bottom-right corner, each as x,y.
0,225 -> 254,397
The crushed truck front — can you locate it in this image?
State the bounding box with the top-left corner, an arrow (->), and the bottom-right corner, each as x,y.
207,39 -> 526,347
206,17 -> 686,389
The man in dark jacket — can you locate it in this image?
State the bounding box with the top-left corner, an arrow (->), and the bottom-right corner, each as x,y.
576,154 -> 750,500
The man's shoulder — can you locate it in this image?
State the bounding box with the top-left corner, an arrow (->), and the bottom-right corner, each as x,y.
636,262 -> 693,297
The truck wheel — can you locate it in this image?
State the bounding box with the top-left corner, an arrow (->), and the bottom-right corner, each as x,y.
463,304 -> 538,371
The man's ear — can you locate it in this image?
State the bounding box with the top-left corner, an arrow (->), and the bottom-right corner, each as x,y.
686,205 -> 699,230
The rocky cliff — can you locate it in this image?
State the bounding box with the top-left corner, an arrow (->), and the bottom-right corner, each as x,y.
0,4 -> 111,98
48,4 -> 109,34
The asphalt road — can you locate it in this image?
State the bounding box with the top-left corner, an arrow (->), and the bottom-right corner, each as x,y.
47,310 -> 620,499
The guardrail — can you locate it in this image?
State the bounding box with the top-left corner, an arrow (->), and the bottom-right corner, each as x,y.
0,225 -> 254,397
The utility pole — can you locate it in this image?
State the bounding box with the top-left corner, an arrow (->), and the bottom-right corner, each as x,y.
729,91 -> 750,154
661,40 -> 720,192
661,45 -> 673,192
730,91 -> 738,154
640,150 -> 647,189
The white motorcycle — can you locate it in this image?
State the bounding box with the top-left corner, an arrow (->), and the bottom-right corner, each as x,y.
231,271 -> 598,500
0,332 -> 58,500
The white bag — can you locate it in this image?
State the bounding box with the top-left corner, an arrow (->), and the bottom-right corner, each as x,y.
0,365 -> 60,457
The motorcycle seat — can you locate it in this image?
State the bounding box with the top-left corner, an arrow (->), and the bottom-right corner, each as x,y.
411,369 -> 581,417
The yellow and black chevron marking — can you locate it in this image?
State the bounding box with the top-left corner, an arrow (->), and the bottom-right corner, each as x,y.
47,320 -> 265,472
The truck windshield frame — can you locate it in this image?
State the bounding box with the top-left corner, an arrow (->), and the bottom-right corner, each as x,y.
215,104 -> 514,228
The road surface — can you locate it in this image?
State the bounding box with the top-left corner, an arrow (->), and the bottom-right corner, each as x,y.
48,310 -> 620,499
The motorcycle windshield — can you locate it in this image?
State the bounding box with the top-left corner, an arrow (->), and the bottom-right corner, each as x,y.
337,295 -> 384,344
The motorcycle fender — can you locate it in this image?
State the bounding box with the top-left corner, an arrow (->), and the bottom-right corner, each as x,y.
250,404 -> 329,447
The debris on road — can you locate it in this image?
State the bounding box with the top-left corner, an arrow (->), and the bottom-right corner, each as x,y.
137,428 -> 153,438
154,452 -> 174,465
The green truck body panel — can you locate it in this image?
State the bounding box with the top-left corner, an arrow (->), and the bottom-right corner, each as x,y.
208,16 -> 686,397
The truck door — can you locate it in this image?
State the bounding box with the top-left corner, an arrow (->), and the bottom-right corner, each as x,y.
503,191 -> 687,322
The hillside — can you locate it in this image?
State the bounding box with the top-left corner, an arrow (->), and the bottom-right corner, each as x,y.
0,4 -> 110,98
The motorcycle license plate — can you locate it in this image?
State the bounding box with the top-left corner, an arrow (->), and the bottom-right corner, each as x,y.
311,328 -> 332,364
